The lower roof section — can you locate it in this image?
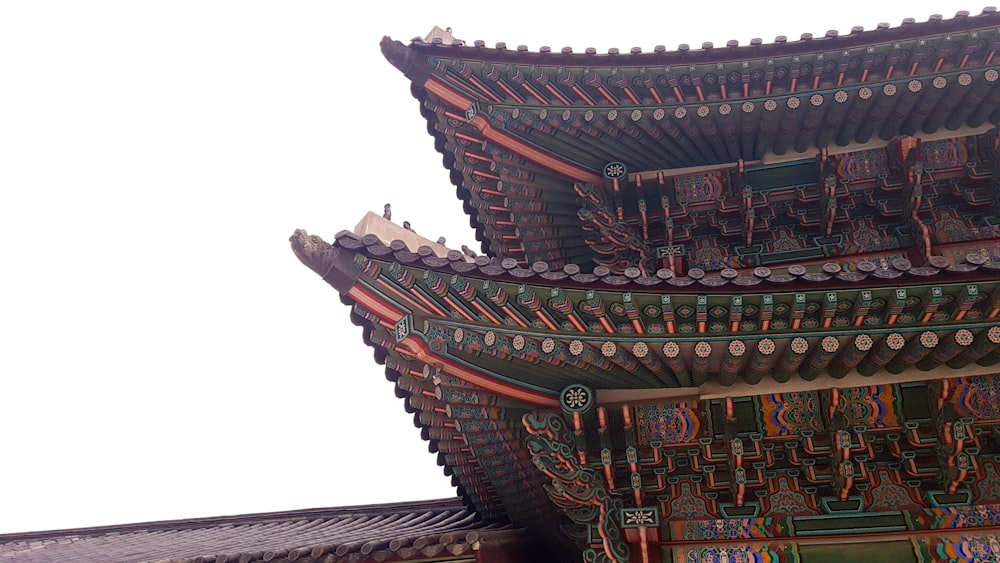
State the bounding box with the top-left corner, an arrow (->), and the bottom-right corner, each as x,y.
0,498 -> 548,563
292,222 -> 1000,562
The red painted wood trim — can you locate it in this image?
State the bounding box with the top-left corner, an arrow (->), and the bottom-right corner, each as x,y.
423,77 -> 604,184
348,286 -> 559,407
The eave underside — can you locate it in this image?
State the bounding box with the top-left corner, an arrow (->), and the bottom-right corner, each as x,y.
382,13 -> 1000,272
292,227 -> 1000,561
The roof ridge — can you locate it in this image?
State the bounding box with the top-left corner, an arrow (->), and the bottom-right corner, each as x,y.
402,7 -> 999,58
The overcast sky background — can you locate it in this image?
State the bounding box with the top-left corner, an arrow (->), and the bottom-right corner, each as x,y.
0,0 -> 978,533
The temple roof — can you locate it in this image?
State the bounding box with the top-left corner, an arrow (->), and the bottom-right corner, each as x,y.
281,17 -> 1000,560
0,499 -> 530,563
380,9 -> 1000,273
291,219 -> 1000,551
292,223 -> 1000,396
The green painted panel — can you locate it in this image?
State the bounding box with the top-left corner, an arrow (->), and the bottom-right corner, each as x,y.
799,540 -> 915,562
793,512 -> 907,534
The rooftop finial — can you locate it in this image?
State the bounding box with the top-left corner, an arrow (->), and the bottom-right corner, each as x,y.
423,26 -> 463,45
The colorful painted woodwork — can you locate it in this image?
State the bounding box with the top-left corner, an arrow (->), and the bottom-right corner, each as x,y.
294,12 -> 1000,562
383,16 -> 1000,278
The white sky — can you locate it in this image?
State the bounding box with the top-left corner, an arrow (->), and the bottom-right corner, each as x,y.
0,0 -> 978,534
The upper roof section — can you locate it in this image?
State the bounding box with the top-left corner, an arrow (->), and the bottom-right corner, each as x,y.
381,11 -> 1000,276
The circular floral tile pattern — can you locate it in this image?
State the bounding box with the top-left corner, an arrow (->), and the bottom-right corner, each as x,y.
855,334 -> 873,351
695,341 -> 712,358
989,326 -> 1000,344
919,331 -> 938,348
632,341 -> 649,357
663,341 -> 680,357
821,336 -> 839,353
601,341 -> 617,357
886,333 -> 906,350
956,329 -> 974,346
